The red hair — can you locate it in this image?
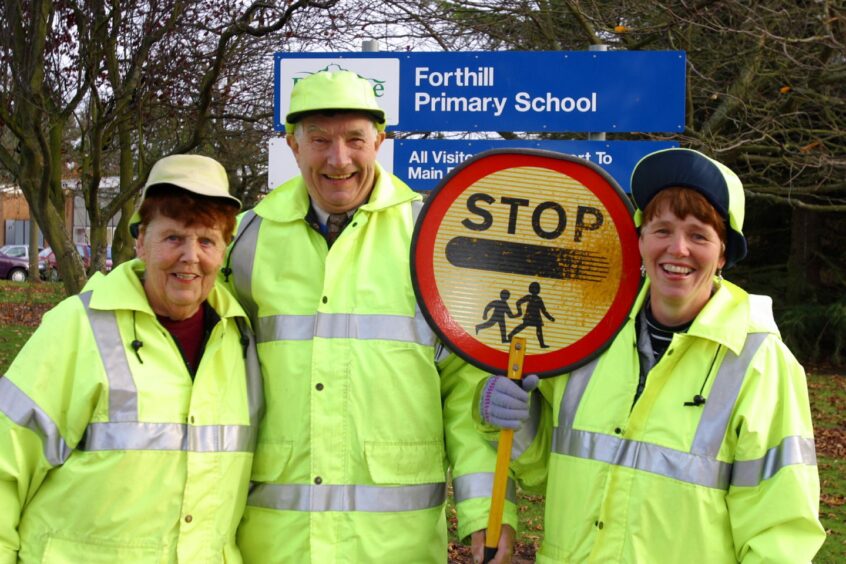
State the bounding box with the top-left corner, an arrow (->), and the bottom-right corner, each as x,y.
138,186 -> 238,244
641,187 -> 727,244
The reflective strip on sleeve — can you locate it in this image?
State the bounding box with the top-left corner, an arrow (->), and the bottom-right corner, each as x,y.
452,472 -> 517,504
731,435 -> 817,487
255,311 -> 436,346
511,389 -> 541,460
0,377 -> 71,466
229,210 -> 262,323
79,291 -> 137,421
247,482 -> 446,512
411,199 -> 424,224
81,421 -> 254,452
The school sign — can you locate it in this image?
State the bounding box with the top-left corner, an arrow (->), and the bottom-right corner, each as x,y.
274,51 -> 686,133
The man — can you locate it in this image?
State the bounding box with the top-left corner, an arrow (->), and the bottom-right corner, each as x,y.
224,70 -> 516,562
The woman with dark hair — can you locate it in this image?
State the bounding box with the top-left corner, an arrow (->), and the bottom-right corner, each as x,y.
478,148 -> 825,562
0,155 -> 262,562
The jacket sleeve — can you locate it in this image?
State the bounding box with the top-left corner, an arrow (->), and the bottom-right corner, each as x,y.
725,335 -> 826,563
439,348 -> 519,541
0,299 -> 100,562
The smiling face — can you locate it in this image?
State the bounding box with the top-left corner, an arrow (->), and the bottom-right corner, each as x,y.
639,208 -> 726,326
287,112 -> 385,213
135,214 -> 226,320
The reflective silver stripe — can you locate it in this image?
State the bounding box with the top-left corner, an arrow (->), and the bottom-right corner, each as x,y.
552,331 -> 774,490
0,377 -> 71,466
229,210 -> 261,323
82,421 -> 254,452
512,392 -> 541,460
731,435 -> 817,487
256,311 -> 436,346
248,482 -> 446,512
453,472 -> 517,504
315,311 -> 436,346
79,291 -> 137,421
79,293 -> 262,454
691,333 -> 768,457
256,314 -> 314,342
553,428 -> 732,489
411,199 -> 424,224
236,317 -> 265,435
559,359 -> 601,428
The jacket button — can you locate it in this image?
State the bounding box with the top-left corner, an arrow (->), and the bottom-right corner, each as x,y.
614,427 -> 622,435
315,383 -> 324,391
184,515 -> 193,523
667,349 -> 674,356
189,415 -> 195,424
322,296 -> 328,304
314,476 -> 322,485
597,521 -> 604,529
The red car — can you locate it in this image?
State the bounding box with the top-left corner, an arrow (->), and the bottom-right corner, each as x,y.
40,245 -> 113,281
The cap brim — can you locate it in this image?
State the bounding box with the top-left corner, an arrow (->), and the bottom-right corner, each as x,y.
286,108 -> 386,127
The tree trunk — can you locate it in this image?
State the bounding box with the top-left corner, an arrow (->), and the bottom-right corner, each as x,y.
28,218 -> 41,284
787,207 -> 821,304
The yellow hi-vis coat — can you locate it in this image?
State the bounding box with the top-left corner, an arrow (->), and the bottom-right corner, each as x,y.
224,164 -> 516,562
507,280 -> 825,563
0,260 -> 262,563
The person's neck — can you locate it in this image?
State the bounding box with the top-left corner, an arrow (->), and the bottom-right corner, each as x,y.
647,294 -> 708,327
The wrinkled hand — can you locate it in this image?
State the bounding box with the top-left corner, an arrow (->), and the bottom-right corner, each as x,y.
471,524 -> 515,564
479,375 -> 539,430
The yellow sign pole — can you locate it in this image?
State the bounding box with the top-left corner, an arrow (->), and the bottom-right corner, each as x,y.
483,336 -> 527,563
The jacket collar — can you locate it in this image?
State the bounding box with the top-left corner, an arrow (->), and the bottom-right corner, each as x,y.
631,279 -> 751,355
82,259 -> 248,320
254,162 -> 418,223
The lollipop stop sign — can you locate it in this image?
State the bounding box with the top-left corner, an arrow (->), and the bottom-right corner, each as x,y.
412,148 -> 641,378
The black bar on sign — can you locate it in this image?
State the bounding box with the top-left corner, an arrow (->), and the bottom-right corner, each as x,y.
445,237 -> 609,282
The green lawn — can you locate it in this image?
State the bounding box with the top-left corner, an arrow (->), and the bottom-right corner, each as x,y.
1,280 -> 843,562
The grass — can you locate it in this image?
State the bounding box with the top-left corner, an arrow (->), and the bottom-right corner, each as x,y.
0,280 -> 844,561
0,280 -> 65,373
808,370 -> 846,563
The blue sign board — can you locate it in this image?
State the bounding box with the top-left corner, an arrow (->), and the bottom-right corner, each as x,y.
392,140 -> 678,192
274,51 -> 685,133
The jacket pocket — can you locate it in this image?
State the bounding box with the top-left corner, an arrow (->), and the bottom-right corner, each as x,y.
250,440 -> 293,483
364,440 -> 446,484
42,535 -> 163,564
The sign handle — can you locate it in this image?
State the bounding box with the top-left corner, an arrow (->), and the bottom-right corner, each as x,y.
483,336 -> 527,563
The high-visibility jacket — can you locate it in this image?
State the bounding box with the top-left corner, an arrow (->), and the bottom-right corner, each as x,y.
0,259 -> 262,564
224,165 -> 515,562
509,279 -> 825,563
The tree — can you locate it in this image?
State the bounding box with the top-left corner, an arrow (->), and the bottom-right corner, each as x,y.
0,0 -> 339,294
350,0 -> 846,362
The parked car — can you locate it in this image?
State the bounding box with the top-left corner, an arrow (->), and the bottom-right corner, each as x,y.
0,244 -> 41,261
40,244 -> 113,281
0,251 -> 30,282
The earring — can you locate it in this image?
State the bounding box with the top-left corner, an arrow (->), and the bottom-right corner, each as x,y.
715,268 -> 723,284
640,264 -> 647,277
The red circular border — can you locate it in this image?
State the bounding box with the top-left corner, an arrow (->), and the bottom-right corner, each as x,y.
413,151 -> 641,376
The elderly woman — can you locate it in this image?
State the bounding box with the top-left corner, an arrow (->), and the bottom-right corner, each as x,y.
0,155 -> 261,562
479,148 -> 826,562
